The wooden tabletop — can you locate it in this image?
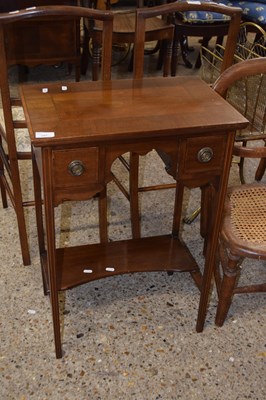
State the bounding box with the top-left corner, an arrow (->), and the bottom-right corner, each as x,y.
20,76 -> 248,147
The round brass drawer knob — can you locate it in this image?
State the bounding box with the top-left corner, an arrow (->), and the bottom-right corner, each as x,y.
67,160 -> 85,176
197,147 -> 214,163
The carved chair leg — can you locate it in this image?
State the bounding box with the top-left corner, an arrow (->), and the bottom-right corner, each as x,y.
171,28 -> 179,76
92,43 -> 101,81
81,25 -> 89,75
162,40 -> 172,77
215,244 -> 242,327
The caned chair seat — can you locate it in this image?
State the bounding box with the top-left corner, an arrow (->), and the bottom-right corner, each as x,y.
221,184 -> 266,255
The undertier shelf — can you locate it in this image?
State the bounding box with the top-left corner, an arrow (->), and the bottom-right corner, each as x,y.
41,235 -> 199,290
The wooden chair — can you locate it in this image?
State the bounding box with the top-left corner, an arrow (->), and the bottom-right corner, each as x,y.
0,0 -> 81,82
218,22 -> 266,184
120,1 -> 242,238
171,0 -> 241,75
184,22 -> 266,225
81,0 -> 174,79
0,5 -> 113,265
210,57 -> 266,326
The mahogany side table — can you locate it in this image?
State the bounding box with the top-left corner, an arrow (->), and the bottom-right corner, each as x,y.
20,76 -> 248,357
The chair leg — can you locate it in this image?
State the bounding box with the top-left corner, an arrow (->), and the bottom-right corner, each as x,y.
157,40 -> 164,71
171,27 -> 179,76
0,139 -> 8,208
238,156 -> 246,184
7,153 -> 31,265
237,140 -> 248,184
0,170 -> 8,209
215,244 -> 242,327
129,42 -> 166,74
81,25 -> 89,76
74,63 -> 81,82
171,30 -> 193,75
13,184 -> 31,266
255,157 -> 266,181
0,176 -> 7,208
129,152 -> 141,239
162,40 -> 172,77
98,186 -> 108,243
92,43 -> 101,81
195,36 -> 212,69
171,26 -> 194,76
0,135 -> 30,265
128,47 -> 134,72
179,35 -> 193,69
156,40 -> 172,76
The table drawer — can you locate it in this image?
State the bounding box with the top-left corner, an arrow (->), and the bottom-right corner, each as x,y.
52,147 -> 99,189
182,134 -> 227,174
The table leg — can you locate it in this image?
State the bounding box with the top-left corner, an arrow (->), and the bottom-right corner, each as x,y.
196,133 -> 235,331
43,148 -> 62,358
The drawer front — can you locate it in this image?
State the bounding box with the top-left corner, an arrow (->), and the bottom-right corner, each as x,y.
181,134 -> 227,175
52,147 -> 99,189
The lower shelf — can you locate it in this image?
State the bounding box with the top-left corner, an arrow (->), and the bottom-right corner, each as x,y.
41,235 -> 200,291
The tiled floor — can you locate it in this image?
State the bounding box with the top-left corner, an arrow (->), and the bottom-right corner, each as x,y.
1,44 -> 266,399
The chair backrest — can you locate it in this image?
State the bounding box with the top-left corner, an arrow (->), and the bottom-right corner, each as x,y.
0,0 -> 77,12
213,57 -> 266,159
134,2 -> 243,79
0,5 -> 113,176
0,5 -> 113,77
213,57 -> 266,97
0,1 -> 80,70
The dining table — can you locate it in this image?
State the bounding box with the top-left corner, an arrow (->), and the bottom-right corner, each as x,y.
20,76 -> 248,358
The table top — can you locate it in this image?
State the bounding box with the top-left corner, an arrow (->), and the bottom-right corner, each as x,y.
20,76 -> 248,147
